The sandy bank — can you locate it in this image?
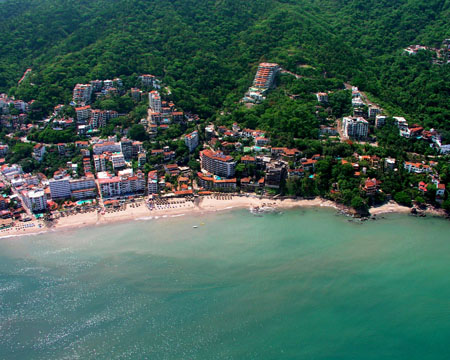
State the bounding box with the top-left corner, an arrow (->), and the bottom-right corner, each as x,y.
1,196 -> 447,238
0,220 -> 46,238
370,201 -> 411,215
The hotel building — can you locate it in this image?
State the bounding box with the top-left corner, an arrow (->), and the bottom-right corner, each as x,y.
200,149 -> 236,178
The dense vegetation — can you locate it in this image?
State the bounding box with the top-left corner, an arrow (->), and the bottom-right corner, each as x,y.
279,137 -> 450,212
0,0 -> 449,212
0,0 -> 448,130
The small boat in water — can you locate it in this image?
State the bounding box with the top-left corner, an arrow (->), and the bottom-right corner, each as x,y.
193,225 -> 198,228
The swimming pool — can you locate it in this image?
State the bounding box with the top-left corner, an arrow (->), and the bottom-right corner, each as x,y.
77,199 -> 93,206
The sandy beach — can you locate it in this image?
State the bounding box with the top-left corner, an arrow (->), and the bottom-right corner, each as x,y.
0,220 -> 47,238
197,195 -> 334,212
0,196 -> 446,238
369,200 -> 448,218
369,201 -> 412,215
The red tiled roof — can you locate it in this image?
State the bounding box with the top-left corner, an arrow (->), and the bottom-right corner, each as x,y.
241,156 -> 255,162
284,148 -> 300,156
75,105 -> 91,111
201,149 -> 233,162
174,190 -> 193,195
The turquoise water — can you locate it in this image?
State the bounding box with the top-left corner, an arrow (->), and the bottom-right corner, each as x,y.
0,209 -> 449,359
76,200 -> 93,206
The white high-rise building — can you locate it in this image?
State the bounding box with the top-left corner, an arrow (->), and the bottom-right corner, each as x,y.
342,116 -> 369,138
94,154 -> 107,173
92,141 -> 121,155
316,92 -> 328,103
147,170 -> 159,194
73,84 -> 93,104
111,153 -> 126,170
368,105 -> 381,119
375,115 -> 387,128
200,149 -> 236,178
185,130 -> 199,152
97,170 -> 145,198
149,90 -> 162,113
49,178 -> 71,199
21,189 -> 47,212
75,105 -> 92,124
252,63 -> 280,90
139,74 -> 160,88
393,116 -> 408,130
69,176 -> 96,200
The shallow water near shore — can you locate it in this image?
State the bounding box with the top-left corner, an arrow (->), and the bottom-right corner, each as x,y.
1,208 -> 449,359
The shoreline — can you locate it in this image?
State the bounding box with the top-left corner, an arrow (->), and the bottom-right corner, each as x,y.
0,196 -> 447,239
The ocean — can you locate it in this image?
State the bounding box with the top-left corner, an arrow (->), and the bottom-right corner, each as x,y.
0,208 -> 449,359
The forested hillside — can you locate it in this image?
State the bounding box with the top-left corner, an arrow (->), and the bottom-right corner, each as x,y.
0,0 -> 449,126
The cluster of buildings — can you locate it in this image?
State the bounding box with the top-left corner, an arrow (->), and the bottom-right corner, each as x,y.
49,170 -> 97,201
0,93 -> 30,114
327,86 -> 449,154
205,123 -> 268,154
128,74 -> 162,103
143,90 -> 186,137
92,136 -> 146,171
0,142 -> 144,215
195,145 -> 319,193
0,164 -> 40,221
68,76 -> 151,136
70,79 -> 125,134
4,99 -> 446,214
97,169 -> 145,198
0,93 -> 36,131
316,86 -> 380,140
146,165 -> 194,196
0,122 -> 447,215
0,68 -> 448,220
75,106 -> 119,134
403,45 -> 431,55
404,40 -> 450,65
404,161 -> 446,202
0,127 -> 159,215
68,75 -> 171,136
138,74 -> 161,89
403,161 -> 433,174
0,163 -> 92,215
375,115 -> 449,154
336,154 -> 447,203
72,78 -> 123,106
201,124 -> 324,193
350,86 -> 381,120
243,63 -> 281,103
